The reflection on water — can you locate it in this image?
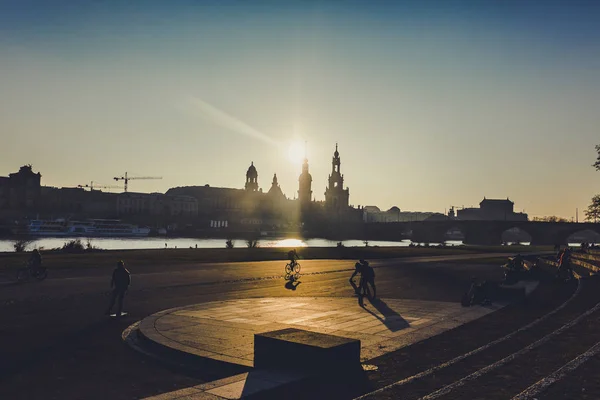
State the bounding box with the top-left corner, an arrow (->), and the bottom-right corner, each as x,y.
0,237 -> 469,252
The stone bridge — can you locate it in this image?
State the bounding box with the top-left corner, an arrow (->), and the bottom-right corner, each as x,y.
364,221 -> 600,245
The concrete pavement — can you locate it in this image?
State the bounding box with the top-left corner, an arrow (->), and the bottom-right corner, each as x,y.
138,297 -> 501,368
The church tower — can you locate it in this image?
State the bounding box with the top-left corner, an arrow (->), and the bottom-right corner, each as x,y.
245,162 -> 258,192
267,174 -> 284,198
325,143 -> 349,210
298,157 -> 312,208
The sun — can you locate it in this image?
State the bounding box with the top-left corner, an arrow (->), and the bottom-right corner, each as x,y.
287,141 -> 306,165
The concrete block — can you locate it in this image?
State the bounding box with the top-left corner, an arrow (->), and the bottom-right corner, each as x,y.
254,328 -> 361,373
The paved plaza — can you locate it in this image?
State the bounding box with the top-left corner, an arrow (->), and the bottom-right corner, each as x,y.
138,296 -> 502,368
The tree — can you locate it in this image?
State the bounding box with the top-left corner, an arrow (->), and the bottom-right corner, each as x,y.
532,216 -> 569,222
13,239 -> 33,252
585,195 -> 600,222
594,144 -> 600,171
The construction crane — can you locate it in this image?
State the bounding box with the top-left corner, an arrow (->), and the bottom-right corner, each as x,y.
78,181 -> 122,192
114,172 -> 162,192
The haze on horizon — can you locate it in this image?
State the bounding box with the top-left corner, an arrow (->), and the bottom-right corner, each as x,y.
1,1 -> 599,219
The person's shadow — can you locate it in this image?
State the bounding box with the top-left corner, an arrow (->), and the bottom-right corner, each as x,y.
285,280 -> 301,290
362,298 -> 409,333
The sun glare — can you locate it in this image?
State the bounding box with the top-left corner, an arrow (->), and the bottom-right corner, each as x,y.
287,141 -> 306,165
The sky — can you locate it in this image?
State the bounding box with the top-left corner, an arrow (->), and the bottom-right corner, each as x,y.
1,0 -> 599,219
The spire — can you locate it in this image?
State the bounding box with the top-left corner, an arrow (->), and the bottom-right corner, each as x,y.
334,142 -> 339,158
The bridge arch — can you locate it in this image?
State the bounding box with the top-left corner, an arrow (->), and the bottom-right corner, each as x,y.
566,229 -> 600,245
443,226 -> 465,245
500,226 -> 532,245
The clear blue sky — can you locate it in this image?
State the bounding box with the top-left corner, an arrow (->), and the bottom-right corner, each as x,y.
1,1 -> 599,219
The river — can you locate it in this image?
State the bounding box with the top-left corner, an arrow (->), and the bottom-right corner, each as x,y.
0,237 -> 470,252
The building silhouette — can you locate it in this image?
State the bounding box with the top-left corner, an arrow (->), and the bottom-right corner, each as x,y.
244,162 -> 259,192
325,143 -> 349,211
298,157 -> 312,209
0,144 -> 364,236
0,165 -> 42,209
457,198 -> 528,221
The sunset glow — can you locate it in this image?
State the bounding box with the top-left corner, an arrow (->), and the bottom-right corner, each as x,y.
287,141 -> 306,166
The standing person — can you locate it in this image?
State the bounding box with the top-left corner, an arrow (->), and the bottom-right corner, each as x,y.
360,259 -> 376,299
106,260 -> 131,317
28,249 -> 42,273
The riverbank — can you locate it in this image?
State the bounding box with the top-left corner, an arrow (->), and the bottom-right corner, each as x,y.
0,245 -> 552,271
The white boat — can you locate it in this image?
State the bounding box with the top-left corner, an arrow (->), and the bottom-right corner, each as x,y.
27,219 -> 69,236
82,219 -> 150,237
24,219 -> 150,237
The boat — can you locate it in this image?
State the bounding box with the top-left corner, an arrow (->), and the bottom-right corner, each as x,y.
27,219 -> 70,236
21,219 -> 150,237
81,219 -> 150,237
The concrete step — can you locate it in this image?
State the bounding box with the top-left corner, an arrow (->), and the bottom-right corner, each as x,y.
254,328 -> 362,373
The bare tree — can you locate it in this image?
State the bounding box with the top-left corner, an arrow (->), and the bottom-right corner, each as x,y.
594,144 -> 600,171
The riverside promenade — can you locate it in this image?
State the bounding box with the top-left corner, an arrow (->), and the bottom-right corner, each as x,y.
2,249 -> 572,400
134,297 -> 503,399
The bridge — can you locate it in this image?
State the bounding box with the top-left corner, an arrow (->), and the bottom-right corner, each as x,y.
364,220 -> 600,245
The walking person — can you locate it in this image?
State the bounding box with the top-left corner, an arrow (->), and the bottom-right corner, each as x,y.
105,260 -> 131,317
349,261 -> 363,295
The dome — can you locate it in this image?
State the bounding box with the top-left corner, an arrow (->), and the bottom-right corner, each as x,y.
388,206 -> 400,213
246,162 -> 257,178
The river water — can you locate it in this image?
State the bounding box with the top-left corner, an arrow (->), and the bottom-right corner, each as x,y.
0,237 -> 470,252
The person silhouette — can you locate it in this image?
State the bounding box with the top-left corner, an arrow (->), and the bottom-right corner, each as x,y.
105,260 -> 131,317
28,249 -> 42,273
349,262 -> 363,295
360,259 -> 376,299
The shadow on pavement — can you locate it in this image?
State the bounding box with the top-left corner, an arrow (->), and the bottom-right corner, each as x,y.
363,298 -> 409,333
284,280 -> 301,290
243,368 -> 374,400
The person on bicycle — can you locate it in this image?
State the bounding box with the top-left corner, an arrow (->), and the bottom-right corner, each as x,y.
28,249 -> 42,273
288,249 -> 299,266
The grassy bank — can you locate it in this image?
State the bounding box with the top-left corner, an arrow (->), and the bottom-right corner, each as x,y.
0,245 -> 552,271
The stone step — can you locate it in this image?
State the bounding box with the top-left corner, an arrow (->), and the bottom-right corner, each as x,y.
254,328 -> 362,373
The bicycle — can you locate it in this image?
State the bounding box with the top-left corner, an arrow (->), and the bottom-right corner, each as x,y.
16,261 -> 48,283
284,260 -> 301,281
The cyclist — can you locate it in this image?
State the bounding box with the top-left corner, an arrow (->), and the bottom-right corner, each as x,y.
287,249 -> 299,267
